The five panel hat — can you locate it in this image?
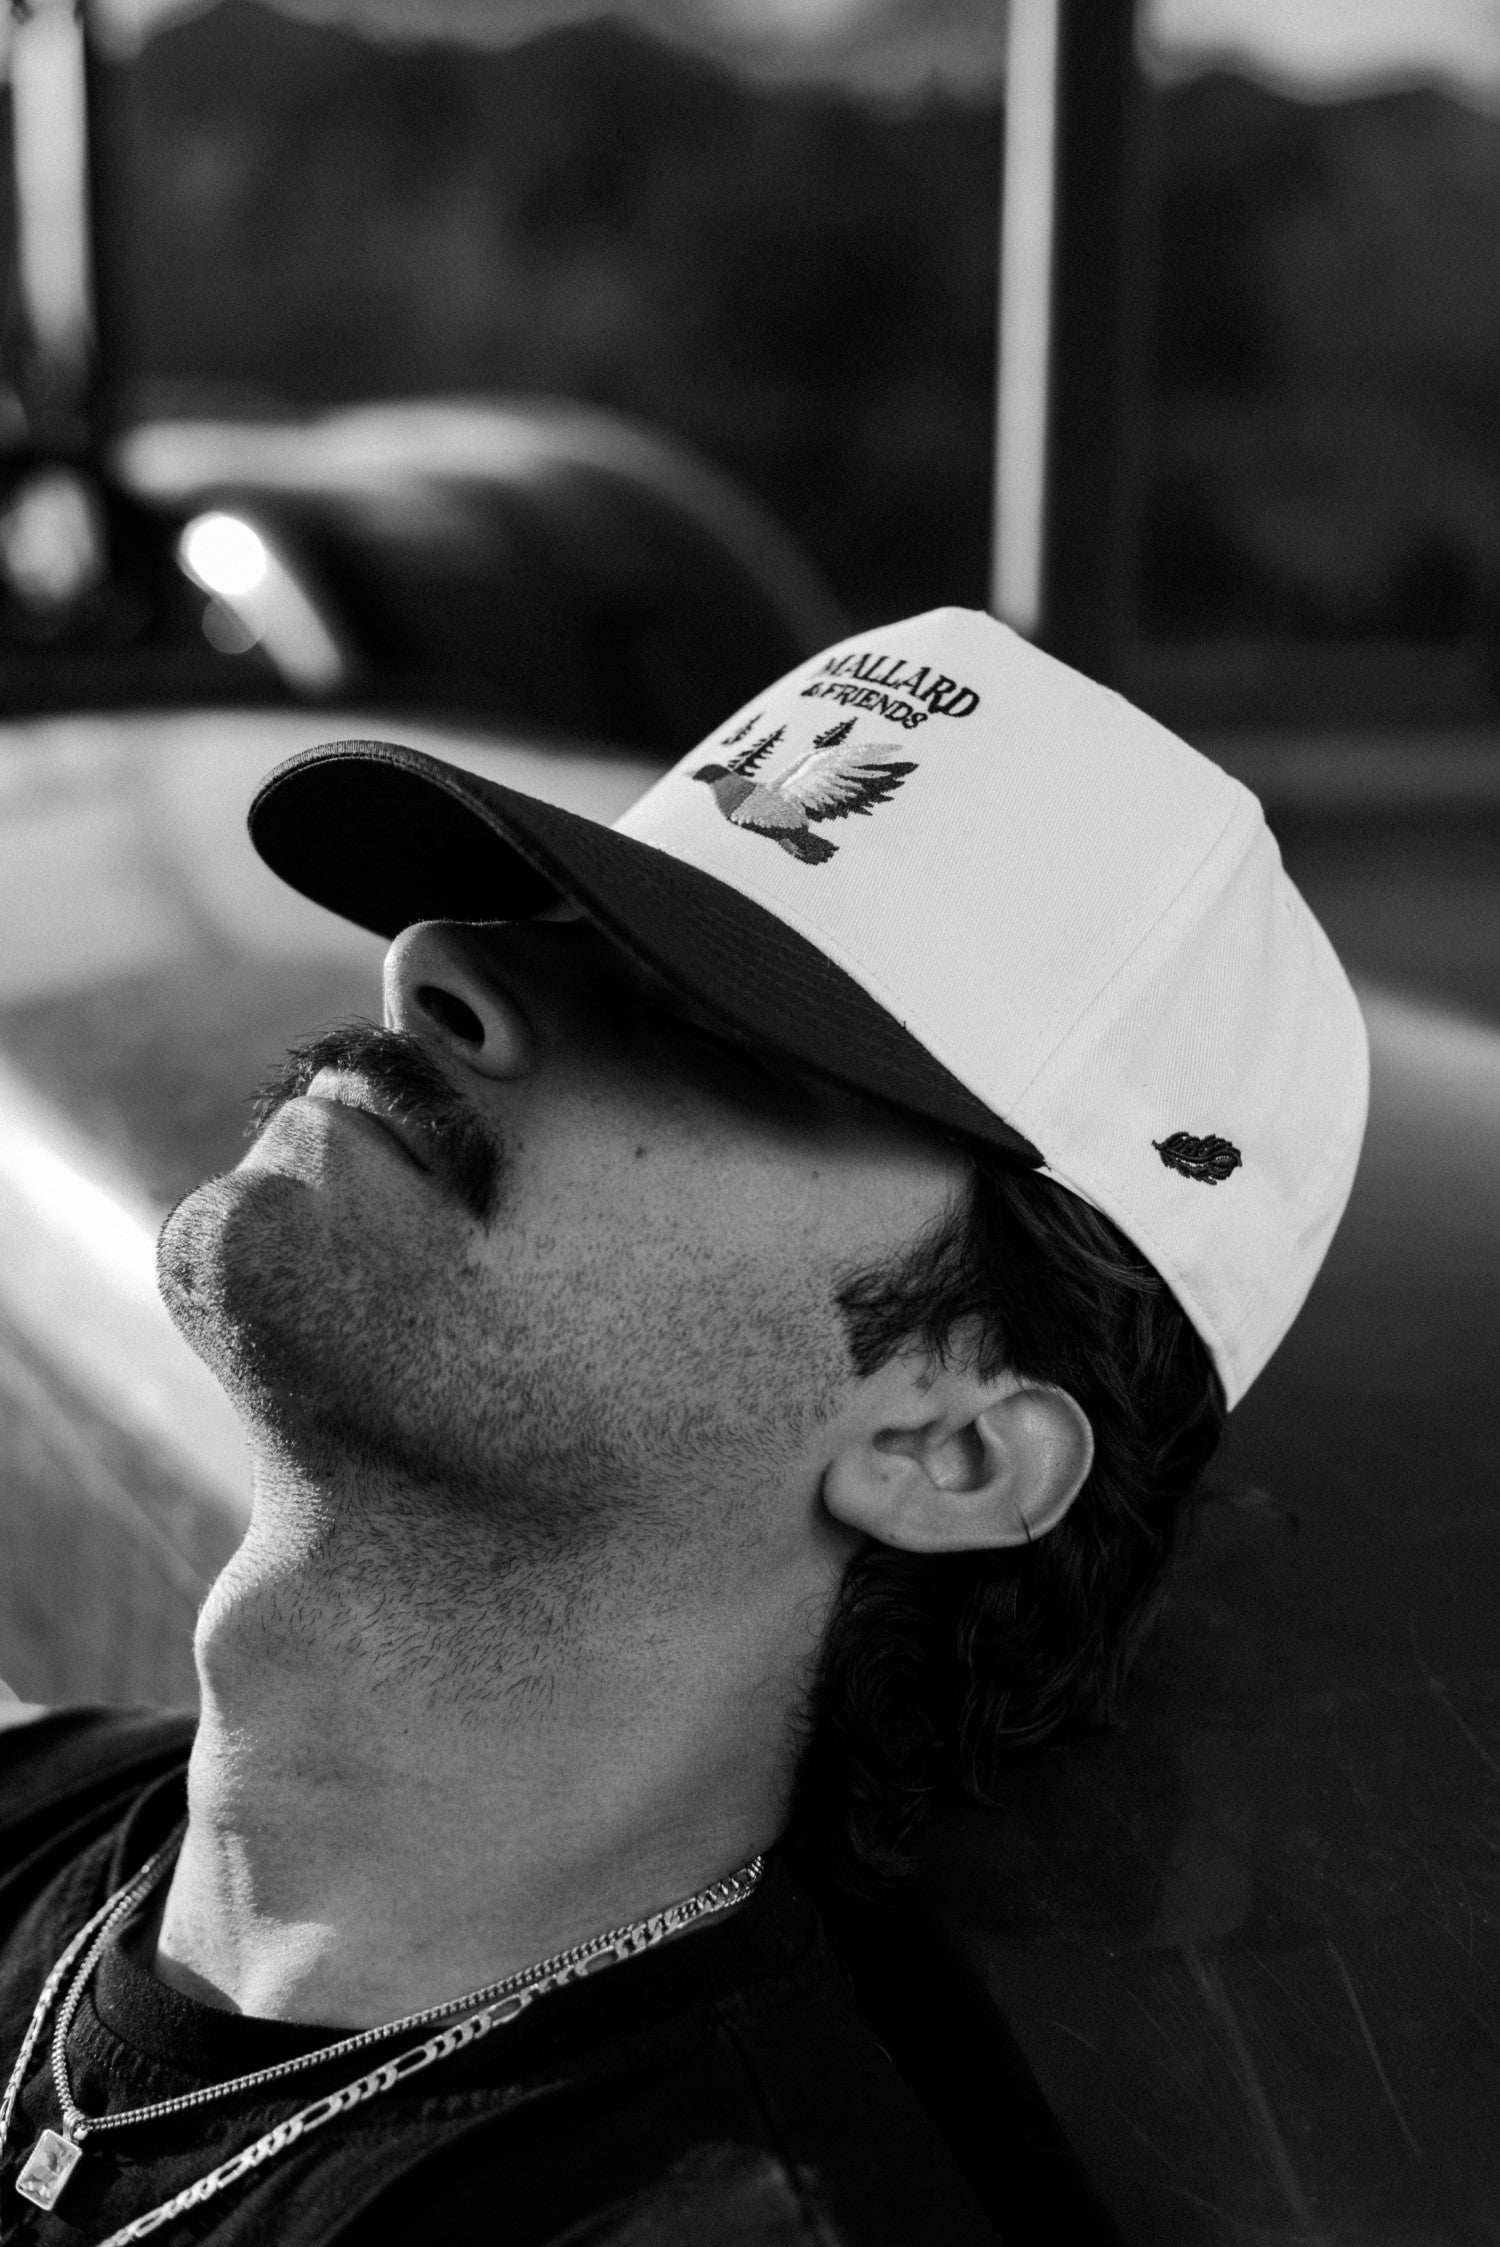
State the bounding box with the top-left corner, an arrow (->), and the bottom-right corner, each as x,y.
249,607 -> 1370,1407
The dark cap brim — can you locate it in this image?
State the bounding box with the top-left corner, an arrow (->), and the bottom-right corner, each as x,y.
248,739 -> 1042,1164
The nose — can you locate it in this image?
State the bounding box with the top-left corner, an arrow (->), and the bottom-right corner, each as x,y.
382,922 -> 536,1079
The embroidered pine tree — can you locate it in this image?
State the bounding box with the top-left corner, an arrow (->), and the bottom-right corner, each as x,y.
728,724 -> 785,777
720,712 -> 761,747
693,716 -> 917,865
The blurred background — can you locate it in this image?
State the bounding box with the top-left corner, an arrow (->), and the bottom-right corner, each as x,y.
75,0 -> 1500,707
1,5 -> 1498,2241
5,0 -> 1500,718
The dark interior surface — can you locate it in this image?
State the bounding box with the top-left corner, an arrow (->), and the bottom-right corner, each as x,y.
913,984 -> 1500,2245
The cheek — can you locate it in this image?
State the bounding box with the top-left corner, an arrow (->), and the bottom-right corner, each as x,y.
473,1141 -> 855,1430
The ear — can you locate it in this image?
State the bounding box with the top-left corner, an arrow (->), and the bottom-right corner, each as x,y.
822,1369 -> 1094,1555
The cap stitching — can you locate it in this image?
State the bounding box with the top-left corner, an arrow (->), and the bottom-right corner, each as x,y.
1003,785 -> 1262,1114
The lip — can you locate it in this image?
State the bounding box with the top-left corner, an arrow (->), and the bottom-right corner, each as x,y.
302,1073 -> 433,1175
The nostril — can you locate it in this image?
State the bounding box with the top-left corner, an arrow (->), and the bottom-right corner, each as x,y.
418,985 -> 485,1044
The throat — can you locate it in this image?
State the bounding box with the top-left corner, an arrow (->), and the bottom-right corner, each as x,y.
162,1467 -> 801,2030
153,1669 -> 781,2033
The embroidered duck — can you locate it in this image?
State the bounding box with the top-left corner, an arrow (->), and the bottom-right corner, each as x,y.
691,718 -> 918,864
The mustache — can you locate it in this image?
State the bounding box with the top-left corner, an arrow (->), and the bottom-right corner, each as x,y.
251,1021 -> 505,1222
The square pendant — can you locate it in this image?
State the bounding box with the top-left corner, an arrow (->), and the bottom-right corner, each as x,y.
15,2128 -> 83,2211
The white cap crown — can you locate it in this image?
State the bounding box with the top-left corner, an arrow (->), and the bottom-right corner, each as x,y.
615,607 -> 1369,1406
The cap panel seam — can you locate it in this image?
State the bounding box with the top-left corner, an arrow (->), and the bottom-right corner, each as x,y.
1033,965 -> 1368,1403
1011,846 -> 1368,1400
1003,785 -> 1262,1115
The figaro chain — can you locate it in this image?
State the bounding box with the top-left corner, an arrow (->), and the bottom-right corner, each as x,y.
1,1832 -> 764,2245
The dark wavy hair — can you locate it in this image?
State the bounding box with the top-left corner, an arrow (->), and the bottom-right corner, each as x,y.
787,1147 -> 1226,1894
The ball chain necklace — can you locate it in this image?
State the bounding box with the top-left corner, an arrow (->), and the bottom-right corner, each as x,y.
0,1828 -> 763,2247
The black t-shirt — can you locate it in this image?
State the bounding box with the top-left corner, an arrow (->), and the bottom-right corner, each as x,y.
0,1709 -> 1012,2246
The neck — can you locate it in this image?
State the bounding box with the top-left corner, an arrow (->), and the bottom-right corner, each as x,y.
155,1458 -> 837,2028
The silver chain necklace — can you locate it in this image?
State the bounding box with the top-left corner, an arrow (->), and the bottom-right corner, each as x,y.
0,1830 -> 764,2246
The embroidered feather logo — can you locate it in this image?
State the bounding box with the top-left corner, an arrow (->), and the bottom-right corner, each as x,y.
1153,1132 -> 1242,1184
691,717 -> 917,865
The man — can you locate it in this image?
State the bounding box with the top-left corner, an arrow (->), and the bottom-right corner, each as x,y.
0,609 -> 1367,2244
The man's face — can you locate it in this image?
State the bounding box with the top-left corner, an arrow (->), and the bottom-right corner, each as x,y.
158,915 -> 969,1574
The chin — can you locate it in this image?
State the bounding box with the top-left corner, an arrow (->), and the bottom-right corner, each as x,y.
158,1166 -> 340,1416
159,1169 -> 256,1333
156,1162 -> 454,1482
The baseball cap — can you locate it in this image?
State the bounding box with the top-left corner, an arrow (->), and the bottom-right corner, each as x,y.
249,606 -> 1369,1407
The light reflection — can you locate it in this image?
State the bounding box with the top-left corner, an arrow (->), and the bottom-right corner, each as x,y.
176,510 -> 345,692
179,512 -> 270,599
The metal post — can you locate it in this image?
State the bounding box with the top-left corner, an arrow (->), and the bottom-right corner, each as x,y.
8,0 -> 97,449
992,0 -> 1147,688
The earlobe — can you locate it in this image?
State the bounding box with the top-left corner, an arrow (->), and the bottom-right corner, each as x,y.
822,1379 -> 1094,1556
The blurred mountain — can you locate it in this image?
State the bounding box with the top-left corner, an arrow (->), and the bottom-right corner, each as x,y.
95,0 -> 1005,100
1143,0 -> 1500,117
